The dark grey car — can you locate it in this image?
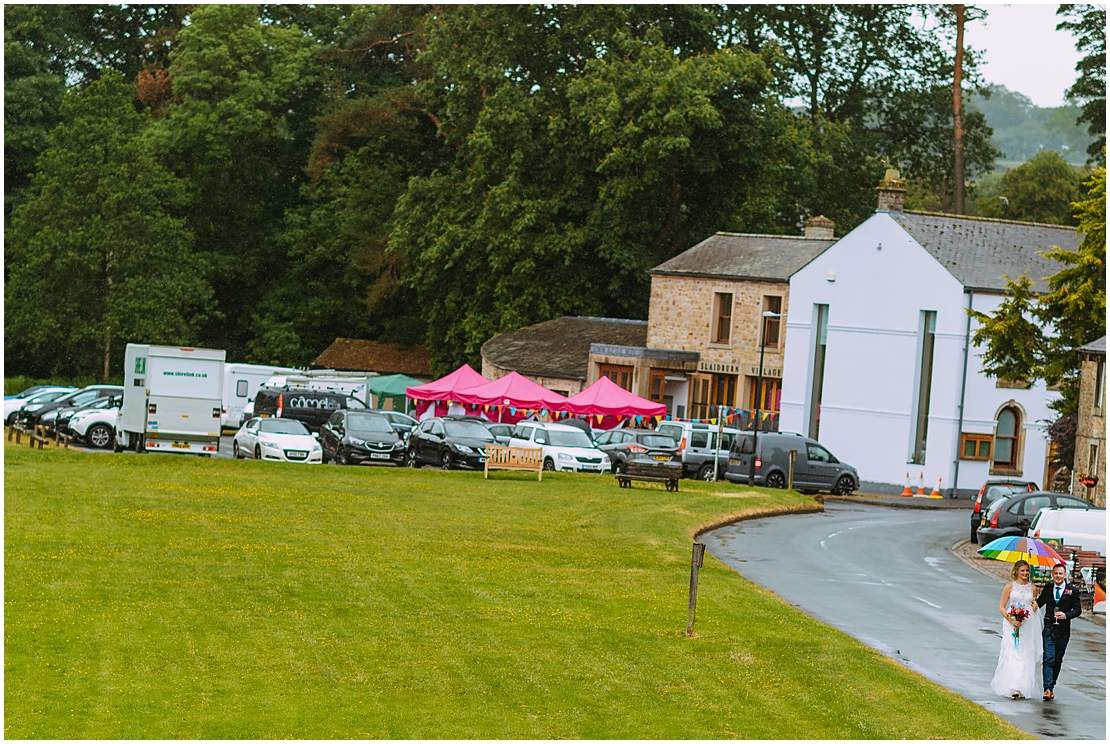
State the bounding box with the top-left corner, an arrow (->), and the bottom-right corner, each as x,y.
724,431 -> 859,495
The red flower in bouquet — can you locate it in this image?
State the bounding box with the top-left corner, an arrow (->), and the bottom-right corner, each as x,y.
1008,605 -> 1031,643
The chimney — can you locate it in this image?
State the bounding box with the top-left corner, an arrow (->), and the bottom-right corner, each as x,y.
876,169 -> 906,212
804,215 -> 835,239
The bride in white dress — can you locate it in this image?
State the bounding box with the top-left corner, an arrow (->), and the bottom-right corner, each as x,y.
990,560 -> 1045,698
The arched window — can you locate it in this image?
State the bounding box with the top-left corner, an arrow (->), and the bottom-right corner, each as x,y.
993,407 -> 1020,469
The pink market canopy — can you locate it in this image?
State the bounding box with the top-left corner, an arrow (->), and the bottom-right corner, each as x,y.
406,364 -> 488,403
453,371 -> 569,410
560,376 -> 666,418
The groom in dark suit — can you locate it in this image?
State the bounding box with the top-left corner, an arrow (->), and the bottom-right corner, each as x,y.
1037,563 -> 1082,700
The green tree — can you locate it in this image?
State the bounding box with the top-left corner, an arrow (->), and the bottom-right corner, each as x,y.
390,7 -> 814,372
1057,4 -> 1106,163
5,71 -> 211,379
977,150 -> 1086,224
969,165 -> 1106,414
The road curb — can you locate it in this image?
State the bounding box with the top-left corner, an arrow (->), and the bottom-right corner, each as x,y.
693,499 -> 824,541
824,495 -> 967,510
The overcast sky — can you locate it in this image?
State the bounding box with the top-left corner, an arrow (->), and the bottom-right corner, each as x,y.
971,4 -> 1086,107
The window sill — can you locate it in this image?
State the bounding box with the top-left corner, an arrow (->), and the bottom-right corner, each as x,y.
1094,407 -> 1103,418
990,466 -> 1023,477
706,342 -> 731,350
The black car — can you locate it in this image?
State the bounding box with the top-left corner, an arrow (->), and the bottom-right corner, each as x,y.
253,388 -> 367,431
406,416 -> 495,470
976,491 -> 1095,545
17,385 -> 123,432
594,429 -> 681,476
320,410 -> 406,466
364,409 -> 418,440
969,478 -> 1038,543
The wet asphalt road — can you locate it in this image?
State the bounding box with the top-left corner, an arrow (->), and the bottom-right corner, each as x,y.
704,501 -> 1107,740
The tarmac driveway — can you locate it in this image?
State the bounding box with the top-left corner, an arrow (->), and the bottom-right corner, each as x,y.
704,500 -> 1106,740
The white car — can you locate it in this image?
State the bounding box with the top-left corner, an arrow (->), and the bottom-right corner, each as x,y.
508,421 -> 611,473
4,387 -> 74,425
233,417 -> 322,463
69,405 -> 121,449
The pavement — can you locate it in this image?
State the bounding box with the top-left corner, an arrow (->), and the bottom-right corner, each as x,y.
704,500 -> 1106,740
828,493 -> 974,510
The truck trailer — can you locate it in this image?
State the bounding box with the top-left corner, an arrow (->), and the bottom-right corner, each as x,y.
116,344 -> 226,455
223,362 -> 299,429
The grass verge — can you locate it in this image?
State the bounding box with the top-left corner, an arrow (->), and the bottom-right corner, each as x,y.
5,442 -> 1026,738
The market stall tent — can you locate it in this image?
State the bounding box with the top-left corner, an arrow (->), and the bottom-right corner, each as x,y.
368,373 -> 424,413
406,364 -> 489,419
453,371 -> 570,424
557,375 -> 666,430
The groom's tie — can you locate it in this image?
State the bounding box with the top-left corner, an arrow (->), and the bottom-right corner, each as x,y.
1055,585 -> 1062,603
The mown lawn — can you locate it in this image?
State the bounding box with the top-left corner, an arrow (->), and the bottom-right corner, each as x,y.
5,442 -> 1025,739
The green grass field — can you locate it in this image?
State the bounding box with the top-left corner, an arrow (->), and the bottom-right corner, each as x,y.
5,442 -> 1025,739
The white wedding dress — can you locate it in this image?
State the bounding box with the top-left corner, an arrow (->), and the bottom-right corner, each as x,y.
990,581 -> 1044,698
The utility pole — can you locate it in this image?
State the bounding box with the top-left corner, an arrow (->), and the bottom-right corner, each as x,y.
748,311 -> 782,487
953,4 -> 966,214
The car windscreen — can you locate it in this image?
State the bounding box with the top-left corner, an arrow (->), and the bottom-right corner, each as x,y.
347,413 -> 394,434
259,419 -> 310,435
985,497 -> 1009,518
444,421 -> 495,441
548,429 -> 594,448
639,435 -> 677,449
488,425 -> 512,437
30,390 -> 70,403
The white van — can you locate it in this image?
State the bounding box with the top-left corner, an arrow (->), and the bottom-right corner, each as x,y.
1028,506 -> 1106,556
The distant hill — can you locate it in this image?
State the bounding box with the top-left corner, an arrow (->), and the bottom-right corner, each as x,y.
969,85 -> 1095,166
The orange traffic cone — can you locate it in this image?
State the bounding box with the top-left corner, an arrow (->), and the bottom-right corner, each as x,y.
929,477 -> 943,498
901,472 -> 913,497
915,472 -> 926,496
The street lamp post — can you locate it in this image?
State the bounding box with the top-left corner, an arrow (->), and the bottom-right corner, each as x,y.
749,311 -> 783,487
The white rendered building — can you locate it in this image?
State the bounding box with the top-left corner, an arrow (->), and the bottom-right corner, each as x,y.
779,171 -> 1078,494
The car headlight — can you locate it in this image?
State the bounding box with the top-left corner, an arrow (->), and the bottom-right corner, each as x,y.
348,437 -> 366,447
260,439 -> 281,450
455,444 -> 474,454
558,453 -> 574,461
311,441 -> 322,451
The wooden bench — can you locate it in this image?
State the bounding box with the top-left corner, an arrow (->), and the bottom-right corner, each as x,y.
54,429 -> 71,449
29,425 -> 51,450
484,445 -> 544,481
616,474 -> 680,492
7,423 -> 27,444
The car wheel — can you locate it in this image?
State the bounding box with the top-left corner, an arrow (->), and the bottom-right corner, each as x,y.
613,460 -> 625,476
543,457 -> 556,472
834,475 -> 855,496
766,471 -> 787,489
254,445 -> 261,460
697,464 -> 715,481
440,451 -> 452,470
87,424 -> 113,450
338,447 -> 349,466
233,441 -> 243,460
407,450 -> 419,468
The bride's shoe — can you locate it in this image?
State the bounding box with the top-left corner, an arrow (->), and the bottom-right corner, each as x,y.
1011,691 -> 1021,699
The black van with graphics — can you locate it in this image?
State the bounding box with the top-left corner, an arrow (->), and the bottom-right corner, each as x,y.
252,388 -> 367,431
724,431 -> 859,495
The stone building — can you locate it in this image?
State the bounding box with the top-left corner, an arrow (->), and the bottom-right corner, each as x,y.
1074,335 -> 1106,506
586,218 -> 837,419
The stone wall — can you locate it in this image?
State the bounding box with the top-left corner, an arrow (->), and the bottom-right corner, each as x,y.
1074,353 -> 1106,506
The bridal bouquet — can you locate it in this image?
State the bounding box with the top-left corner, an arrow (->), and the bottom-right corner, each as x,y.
1008,605 -> 1031,646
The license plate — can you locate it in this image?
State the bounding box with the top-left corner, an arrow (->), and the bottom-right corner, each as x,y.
370,453 -> 390,459
582,465 -> 600,471
653,455 -> 670,461
171,442 -> 191,450
478,457 -> 485,463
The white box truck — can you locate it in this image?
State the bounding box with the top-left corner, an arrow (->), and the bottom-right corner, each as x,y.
116,344 -> 226,455
259,372 -> 375,408
223,363 -> 299,429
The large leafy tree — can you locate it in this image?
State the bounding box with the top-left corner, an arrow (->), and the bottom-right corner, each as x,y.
5,71 -> 211,379
390,6 -> 814,372
1057,4 -> 1106,163
969,165 -> 1106,415
976,150 -> 1087,225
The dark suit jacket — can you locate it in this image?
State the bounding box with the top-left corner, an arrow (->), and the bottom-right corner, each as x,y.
1037,581 -> 1082,637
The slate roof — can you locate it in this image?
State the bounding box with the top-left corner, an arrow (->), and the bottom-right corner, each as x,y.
481,317 -> 648,380
891,211 -> 1081,293
649,232 -> 836,281
312,338 -> 432,377
1079,336 -> 1106,354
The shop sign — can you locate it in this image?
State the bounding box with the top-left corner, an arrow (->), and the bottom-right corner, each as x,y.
747,365 -> 782,378
697,361 -> 740,374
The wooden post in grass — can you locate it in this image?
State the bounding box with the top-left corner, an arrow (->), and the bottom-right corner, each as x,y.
787,449 -> 797,490
686,542 -> 706,637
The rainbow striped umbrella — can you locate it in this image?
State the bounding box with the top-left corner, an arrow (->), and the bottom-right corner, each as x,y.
977,536 -> 1065,566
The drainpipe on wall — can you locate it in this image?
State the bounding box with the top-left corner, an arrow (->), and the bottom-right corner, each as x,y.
951,289 -> 974,498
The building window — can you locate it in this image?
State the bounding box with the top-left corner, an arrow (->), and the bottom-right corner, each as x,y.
1096,356 -> 1105,412
993,407 -> 1021,470
648,370 -> 666,403
807,304 -> 829,440
711,374 -> 736,409
748,377 -> 781,412
960,433 -> 992,460
910,311 -> 936,465
713,293 -> 733,344
599,364 -> 633,392
1090,443 -> 1100,476
236,380 -> 249,397
689,374 -> 712,419
762,296 -> 783,348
